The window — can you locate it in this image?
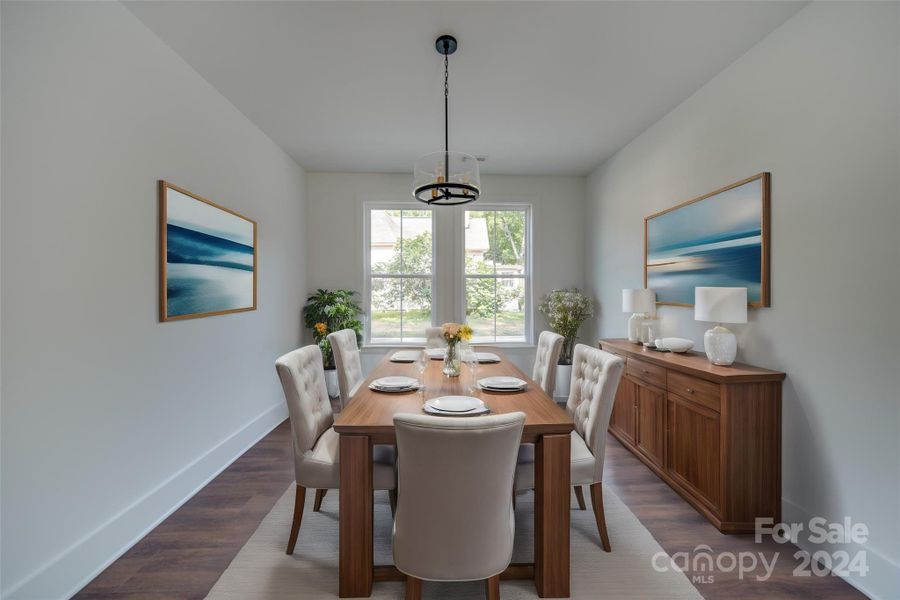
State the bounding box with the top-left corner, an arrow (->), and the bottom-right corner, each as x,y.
364,204 -> 530,346
464,209 -> 529,343
366,208 -> 434,344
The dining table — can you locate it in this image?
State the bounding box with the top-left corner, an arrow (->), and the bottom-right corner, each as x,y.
333,348 -> 575,598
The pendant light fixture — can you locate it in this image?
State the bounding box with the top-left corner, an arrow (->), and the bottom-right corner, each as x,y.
413,35 -> 481,205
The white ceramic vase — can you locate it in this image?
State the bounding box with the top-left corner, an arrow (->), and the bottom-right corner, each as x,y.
324,369 -> 339,398
554,364 -> 572,402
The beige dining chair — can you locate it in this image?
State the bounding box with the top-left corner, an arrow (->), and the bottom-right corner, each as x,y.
393,412 -> 526,600
425,326 -> 444,349
515,344 -> 623,551
532,330 -> 564,397
275,345 -> 396,555
327,328 -> 363,409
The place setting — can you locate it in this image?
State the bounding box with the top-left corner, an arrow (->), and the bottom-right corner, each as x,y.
472,351 -> 501,363
423,395 -> 490,416
423,347 -> 446,360
477,375 -> 528,393
389,350 -> 421,363
368,375 -> 422,393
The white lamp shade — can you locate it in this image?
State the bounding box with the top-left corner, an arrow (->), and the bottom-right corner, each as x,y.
694,287 -> 748,324
622,289 -> 655,313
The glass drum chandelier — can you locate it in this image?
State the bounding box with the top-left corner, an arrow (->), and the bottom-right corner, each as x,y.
413,35 -> 481,206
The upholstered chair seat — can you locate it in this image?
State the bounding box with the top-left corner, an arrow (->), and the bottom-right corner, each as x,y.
298,427 -> 396,491
393,412 -> 526,600
514,344 -> 623,551
513,430 -> 596,490
276,345 -> 396,555
515,331 -> 565,475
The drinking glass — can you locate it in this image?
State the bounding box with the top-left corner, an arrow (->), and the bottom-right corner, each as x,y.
415,351 -> 428,402
463,347 -> 479,395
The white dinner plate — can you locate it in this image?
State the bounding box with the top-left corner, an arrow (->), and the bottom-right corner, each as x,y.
390,350 -> 421,363
372,376 -> 418,389
426,396 -> 484,413
478,376 -> 526,390
424,348 -> 446,360
474,352 -> 501,363
423,404 -> 490,417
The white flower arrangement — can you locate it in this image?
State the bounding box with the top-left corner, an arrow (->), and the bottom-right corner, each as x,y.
538,288 -> 594,365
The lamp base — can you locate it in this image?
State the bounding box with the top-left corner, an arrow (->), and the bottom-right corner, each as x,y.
627,313 -> 647,343
704,325 -> 737,366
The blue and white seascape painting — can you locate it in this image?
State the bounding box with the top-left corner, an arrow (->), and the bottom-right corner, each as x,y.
164,186 -> 255,319
646,176 -> 767,306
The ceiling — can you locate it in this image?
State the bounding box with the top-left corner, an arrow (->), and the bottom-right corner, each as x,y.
125,1 -> 804,175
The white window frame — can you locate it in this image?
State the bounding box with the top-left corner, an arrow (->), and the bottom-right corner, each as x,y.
363,203 -> 436,346
460,204 -> 533,346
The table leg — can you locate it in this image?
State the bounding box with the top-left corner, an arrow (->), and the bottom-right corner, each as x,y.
339,434 -> 373,597
534,433 -> 571,598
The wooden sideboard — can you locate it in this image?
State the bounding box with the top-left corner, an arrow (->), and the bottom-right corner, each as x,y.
599,339 -> 785,533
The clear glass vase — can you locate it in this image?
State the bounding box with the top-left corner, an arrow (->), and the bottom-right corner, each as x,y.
443,341 -> 461,377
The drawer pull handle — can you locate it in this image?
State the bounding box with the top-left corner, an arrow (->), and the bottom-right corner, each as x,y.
686,387 -> 694,393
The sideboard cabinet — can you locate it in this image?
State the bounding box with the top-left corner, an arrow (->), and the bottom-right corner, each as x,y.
599,339 -> 785,533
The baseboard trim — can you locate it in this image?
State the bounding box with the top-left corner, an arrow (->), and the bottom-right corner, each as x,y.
782,497 -> 899,600
2,403 -> 289,600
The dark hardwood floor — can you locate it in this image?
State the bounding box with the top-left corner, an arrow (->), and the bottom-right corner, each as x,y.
601,438 -> 867,600
73,419 -> 296,600
75,417 -> 867,600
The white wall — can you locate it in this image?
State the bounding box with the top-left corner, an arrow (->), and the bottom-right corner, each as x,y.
305,172 -> 585,374
0,3 -> 307,599
584,2 -> 900,598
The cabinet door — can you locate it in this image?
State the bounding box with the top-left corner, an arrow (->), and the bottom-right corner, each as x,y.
609,376 -> 637,446
635,383 -> 666,468
667,394 -> 721,511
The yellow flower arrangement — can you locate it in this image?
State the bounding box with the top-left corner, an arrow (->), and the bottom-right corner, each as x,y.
441,322 -> 473,344
314,322 -> 328,336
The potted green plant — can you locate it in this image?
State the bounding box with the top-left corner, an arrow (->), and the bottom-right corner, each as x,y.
538,288 -> 594,399
303,289 -> 363,397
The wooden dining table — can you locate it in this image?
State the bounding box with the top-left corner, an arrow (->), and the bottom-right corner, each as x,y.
333,349 -> 575,598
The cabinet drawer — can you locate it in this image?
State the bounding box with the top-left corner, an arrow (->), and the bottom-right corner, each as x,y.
668,370 -> 720,412
626,358 -> 666,389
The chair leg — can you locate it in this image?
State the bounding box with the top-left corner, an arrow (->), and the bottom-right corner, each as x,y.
389,489 -> 398,516
573,485 -> 587,510
313,488 -> 327,512
406,576 -> 422,600
286,484 -> 306,555
589,482 -> 611,552
486,574 -> 500,600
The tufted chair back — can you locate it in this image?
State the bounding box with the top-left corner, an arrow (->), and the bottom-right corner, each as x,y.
275,346 -> 335,481
532,331 -> 565,396
393,412 -> 525,582
425,327 -> 445,349
565,344 -> 624,482
327,329 -> 363,408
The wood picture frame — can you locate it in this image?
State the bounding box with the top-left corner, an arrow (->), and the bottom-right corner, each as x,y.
159,181 -> 257,321
644,172 -> 770,308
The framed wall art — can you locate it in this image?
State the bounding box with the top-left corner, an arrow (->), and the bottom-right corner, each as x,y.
644,173 -> 770,307
159,181 -> 257,321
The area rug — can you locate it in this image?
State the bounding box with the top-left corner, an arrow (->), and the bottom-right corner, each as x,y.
205,485 -> 702,599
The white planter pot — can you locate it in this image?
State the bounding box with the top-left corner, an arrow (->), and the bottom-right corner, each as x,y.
324,369 -> 339,398
553,364 -> 572,401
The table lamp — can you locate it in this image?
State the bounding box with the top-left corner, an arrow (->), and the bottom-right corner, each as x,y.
622,289 -> 656,343
694,287 -> 747,366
